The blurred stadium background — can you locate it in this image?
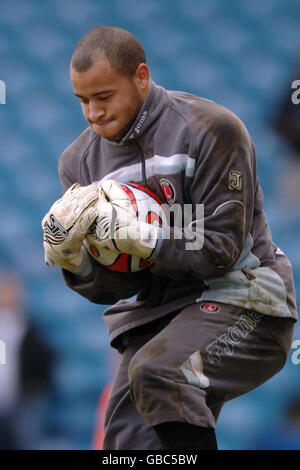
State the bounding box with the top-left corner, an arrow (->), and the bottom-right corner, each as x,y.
0,0 -> 300,450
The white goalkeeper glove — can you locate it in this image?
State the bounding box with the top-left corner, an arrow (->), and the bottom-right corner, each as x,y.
93,179 -> 162,260
42,183 -> 98,271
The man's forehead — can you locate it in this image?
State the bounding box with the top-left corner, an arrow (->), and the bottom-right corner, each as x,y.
70,53 -> 119,88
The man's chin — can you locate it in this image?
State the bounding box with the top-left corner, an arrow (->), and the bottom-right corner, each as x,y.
102,131 -> 125,143
91,123 -> 123,142
94,127 -> 131,143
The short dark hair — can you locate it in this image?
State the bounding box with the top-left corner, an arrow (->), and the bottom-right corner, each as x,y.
71,26 -> 146,76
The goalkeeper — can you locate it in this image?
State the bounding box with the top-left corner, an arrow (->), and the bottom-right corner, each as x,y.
41,26 -> 297,450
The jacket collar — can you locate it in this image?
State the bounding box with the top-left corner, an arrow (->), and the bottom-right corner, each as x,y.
105,79 -> 169,146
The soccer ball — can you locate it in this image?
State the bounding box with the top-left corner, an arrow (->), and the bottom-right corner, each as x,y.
84,182 -> 166,273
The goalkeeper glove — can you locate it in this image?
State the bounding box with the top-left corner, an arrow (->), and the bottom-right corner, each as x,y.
42,183 -> 98,271
94,179 -> 162,260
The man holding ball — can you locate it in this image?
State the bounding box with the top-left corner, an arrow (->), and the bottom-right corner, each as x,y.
42,26 -> 297,450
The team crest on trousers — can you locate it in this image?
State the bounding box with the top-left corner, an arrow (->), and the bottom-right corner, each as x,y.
199,303 -> 220,313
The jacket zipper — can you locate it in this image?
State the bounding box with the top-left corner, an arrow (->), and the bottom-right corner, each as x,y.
135,140 -> 148,187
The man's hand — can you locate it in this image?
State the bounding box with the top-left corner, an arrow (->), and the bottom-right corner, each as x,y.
42,183 -> 99,271
93,180 -> 161,260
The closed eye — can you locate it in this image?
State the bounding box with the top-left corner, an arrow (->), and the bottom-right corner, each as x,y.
78,95 -> 111,104
97,94 -> 112,102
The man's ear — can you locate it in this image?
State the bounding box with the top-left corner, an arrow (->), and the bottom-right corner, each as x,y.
134,63 -> 150,92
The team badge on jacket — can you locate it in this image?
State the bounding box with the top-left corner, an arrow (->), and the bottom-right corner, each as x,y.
159,178 -> 176,204
229,170 -> 243,191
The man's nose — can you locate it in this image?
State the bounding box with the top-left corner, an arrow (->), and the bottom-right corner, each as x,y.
88,101 -> 106,122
